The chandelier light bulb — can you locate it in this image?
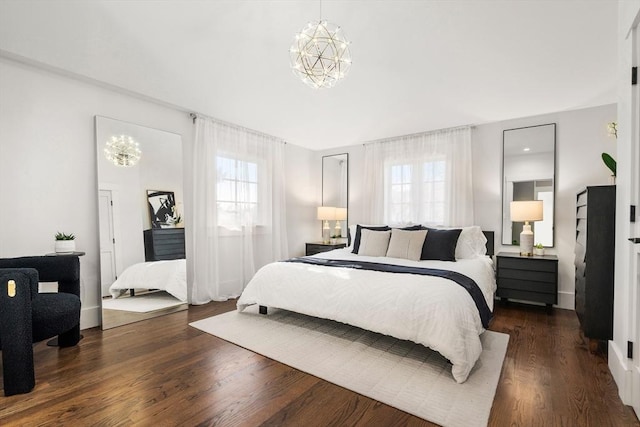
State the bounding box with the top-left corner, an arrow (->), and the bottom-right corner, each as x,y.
104,134 -> 142,167
290,19 -> 352,89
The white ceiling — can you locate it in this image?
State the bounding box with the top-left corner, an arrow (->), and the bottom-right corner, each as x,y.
0,0 -> 618,150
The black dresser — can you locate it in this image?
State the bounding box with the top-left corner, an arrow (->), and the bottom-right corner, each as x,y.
143,228 -> 186,261
574,185 -> 616,341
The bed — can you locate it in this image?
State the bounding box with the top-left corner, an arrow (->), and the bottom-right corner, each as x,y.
108,227 -> 187,301
109,259 -> 187,302
237,225 -> 495,383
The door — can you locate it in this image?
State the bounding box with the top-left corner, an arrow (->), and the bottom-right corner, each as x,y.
631,24 -> 640,418
98,189 -> 117,297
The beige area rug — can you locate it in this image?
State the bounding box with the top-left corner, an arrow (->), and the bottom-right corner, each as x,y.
102,291 -> 185,312
190,305 -> 509,427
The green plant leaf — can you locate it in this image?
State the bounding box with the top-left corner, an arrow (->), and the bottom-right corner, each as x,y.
55,232 -> 75,240
602,152 -> 617,176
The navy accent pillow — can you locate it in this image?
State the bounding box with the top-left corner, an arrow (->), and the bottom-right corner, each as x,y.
352,225 -> 390,254
401,225 -> 425,231
420,228 -> 462,261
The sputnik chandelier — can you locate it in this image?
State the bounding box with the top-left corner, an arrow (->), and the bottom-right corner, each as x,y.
289,2 -> 352,89
104,134 -> 142,167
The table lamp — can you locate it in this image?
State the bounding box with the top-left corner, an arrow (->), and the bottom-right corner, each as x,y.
510,200 -> 544,256
317,206 -> 336,243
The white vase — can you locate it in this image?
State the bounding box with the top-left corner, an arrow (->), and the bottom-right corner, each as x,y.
533,247 -> 545,256
55,240 -> 76,253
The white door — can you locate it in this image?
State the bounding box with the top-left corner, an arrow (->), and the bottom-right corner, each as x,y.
631,24 -> 640,419
98,189 -> 117,297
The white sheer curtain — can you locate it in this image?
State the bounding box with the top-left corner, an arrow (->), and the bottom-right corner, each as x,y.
363,126 -> 474,226
191,116 -> 288,304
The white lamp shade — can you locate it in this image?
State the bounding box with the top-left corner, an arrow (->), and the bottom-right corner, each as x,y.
335,208 -> 347,221
510,200 -> 544,222
317,206 -> 336,220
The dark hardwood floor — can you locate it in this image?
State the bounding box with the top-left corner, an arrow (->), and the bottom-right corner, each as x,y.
1,300 -> 638,426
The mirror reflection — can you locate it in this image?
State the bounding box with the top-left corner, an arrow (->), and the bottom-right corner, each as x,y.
322,153 -> 349,238
95,116 -> 187,329
502,123 -> 556,247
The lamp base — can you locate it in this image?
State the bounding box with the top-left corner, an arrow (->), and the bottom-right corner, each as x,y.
322,221 -> 331,244
520,223 -> 534,256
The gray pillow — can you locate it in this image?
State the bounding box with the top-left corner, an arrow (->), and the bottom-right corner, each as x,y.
386,229 -> 428,261
358,229 -> 392,257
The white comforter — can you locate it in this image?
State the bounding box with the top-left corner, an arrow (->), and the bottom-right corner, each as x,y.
109,259 -> 187,302
237,249 -> 496,383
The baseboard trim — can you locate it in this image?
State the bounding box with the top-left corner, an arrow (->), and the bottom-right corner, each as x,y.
609,340 -> 632,405
556,291 -> 574,310
80,305 -> 101,330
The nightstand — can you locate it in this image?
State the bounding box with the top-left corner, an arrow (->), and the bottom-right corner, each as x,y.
496,252 -> 558,309
305,242 -> 347,256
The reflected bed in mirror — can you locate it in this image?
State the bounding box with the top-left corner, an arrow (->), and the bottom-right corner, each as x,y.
322,153 -> 349,240
95,116 -> 187,330
502,123 -> 556,247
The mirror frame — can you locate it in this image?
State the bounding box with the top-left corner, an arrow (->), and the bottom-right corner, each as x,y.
322,153 -> 349,236
95,116 -> 187,329
501,123 -> 556,247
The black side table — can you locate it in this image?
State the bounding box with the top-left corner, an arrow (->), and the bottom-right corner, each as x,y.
496,251 -> 558,310
306,242 -> 347,256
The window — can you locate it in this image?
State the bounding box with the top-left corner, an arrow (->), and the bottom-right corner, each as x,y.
385,159 -> 446,225
216,156 -> 259,228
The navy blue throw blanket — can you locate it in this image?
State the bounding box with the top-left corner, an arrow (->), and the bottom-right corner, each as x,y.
282,257 -> 493,328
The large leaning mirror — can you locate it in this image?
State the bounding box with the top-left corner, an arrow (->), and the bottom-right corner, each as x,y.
322,153 -> 349,239
95,116 -> 187,329
502,123 -> 556,247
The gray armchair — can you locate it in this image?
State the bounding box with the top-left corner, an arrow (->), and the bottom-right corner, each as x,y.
0,256 -> 82,396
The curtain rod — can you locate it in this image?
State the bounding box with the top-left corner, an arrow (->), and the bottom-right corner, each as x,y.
189,112 -> 287,144
361,124 -> 475,146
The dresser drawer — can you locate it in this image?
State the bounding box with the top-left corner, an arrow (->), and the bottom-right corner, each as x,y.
497,278 -> 556,294
497,268 -> 556,284
498,257 -> 557,273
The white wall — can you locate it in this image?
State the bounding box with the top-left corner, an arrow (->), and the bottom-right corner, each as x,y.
473,104 -> 616,309
285,143 -> 318,256
0,57 -> 316,328
319,104 -> 616,310
0,58 -> 195,328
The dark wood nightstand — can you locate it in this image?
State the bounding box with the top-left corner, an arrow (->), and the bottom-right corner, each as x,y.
305,242 -> 347,256
496,252 -> 558,309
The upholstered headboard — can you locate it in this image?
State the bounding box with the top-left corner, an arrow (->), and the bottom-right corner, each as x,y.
482,231 -> 495,257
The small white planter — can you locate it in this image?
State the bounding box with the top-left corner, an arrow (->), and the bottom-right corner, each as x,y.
533,247 -> 545,256
55,240 -> 76,253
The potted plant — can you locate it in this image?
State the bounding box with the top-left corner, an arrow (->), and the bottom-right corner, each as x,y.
55,232 -> 76,253
533,243 -> 545,256
602,122 -> 617,184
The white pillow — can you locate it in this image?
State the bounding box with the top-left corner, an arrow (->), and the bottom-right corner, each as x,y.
456,226 -> 487,259
347,224 -> 388,250
386,229 -> 428,261
358,229 -> 392,257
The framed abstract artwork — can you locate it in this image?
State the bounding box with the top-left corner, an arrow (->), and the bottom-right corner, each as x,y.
147,190 -> 176,228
